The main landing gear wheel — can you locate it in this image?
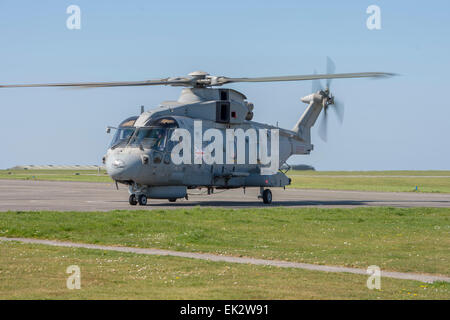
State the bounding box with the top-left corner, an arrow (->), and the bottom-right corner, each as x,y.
129,194 -> 137,206
138,194 -> 147,206
262,189 -> 272,204
168,198 -> 177,202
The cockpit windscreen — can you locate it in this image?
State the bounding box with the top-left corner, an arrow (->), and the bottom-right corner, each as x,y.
127,127 -> 170,151
110,127 -> 135,148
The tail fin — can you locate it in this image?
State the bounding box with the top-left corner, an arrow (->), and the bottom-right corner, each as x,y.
292,93 -> 324,144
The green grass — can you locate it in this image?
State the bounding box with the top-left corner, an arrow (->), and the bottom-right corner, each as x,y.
287,175 -> 450,193
0,169 -> 112,183
1,241 -> 448,299
288,170 -> 450,176
0,207 -> 448,275
2,169 -> 449,193
287,170 -> 450,193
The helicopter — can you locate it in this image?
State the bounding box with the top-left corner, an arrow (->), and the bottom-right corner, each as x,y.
0,58 -> 393,205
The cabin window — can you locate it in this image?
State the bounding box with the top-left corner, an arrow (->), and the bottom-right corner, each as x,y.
216,102 -> 230,123
220,90 -> 228,101
220,104 -> 228,119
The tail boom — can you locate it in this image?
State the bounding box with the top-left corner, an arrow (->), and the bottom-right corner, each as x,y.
292,93 -> 324,144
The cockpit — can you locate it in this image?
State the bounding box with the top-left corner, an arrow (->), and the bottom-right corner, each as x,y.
109,116 -> 178,151
109,117 -> 138,149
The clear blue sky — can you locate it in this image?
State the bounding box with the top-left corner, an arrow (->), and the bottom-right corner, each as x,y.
0,0 -> 449,170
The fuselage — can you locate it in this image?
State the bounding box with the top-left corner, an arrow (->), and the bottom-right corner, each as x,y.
104,87 -> 312,190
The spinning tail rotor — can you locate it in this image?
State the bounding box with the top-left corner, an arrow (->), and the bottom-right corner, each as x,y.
314,57 -> 346,142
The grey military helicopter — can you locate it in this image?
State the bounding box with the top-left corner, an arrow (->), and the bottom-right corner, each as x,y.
1,58 -> 393,205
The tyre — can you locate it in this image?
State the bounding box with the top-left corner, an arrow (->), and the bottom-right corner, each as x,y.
262,189 -> 272,204
138,194 -> 147,206
168,198 -> 177,202
129,194 -> 137,206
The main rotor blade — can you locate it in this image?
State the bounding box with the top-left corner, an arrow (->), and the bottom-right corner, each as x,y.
326,56 -> 336,88
0,78 -> 192,89
0,71 -> 395,89
220,72 -> 395,85
312,69 -> 323,93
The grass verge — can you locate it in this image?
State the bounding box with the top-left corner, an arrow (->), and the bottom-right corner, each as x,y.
0,169 -> 112,183
2,169 -> 449,193
288,175 -> 450,193
0,207 -> 448,275
1,241 -> 448,299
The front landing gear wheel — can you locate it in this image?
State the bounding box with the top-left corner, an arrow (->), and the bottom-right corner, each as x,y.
262,189 -> 272,204
129,194 -> 137,206
138,194 -> 147,206
168,198 -> 177,202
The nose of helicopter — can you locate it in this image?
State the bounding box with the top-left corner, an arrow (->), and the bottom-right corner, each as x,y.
104,149 -> 142,181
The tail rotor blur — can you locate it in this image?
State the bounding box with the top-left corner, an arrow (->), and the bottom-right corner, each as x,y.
315,57 -> 345,142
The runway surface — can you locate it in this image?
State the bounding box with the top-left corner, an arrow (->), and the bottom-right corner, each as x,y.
0,179 -> 449,211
